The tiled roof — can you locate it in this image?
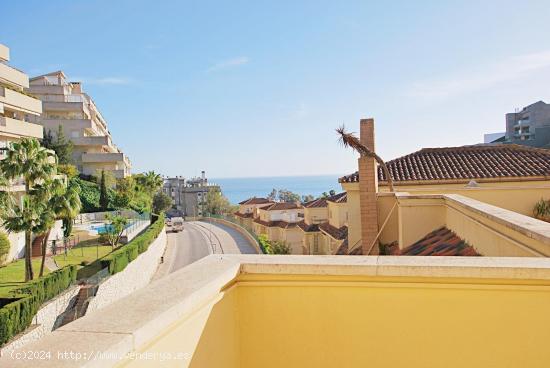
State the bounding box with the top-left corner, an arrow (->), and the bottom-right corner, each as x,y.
233,211 -> 253,219
238,197 -> 273,205
303,198 -> 328,208
327,192 -> 347,203
319,222 -> 348,240
339,145 -> 550,184
388,227 -> 480,256
297,221 -> 320,232
335,239 -> 362,255
253,218 -> 299,229
260,202 -> 303,211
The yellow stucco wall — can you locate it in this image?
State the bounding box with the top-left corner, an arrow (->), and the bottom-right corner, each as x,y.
304,207 -> 328,224
120,273 -> 550,368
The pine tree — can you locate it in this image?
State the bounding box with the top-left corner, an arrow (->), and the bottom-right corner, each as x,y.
99,170 -> 109,211
54,125 -> 73,165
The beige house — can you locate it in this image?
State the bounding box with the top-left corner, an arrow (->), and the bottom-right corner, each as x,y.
338,118 -> 550,257
234,197 -> 273,229
0,44 -> 44,262
28,71 -> 131,178
320,192 -> 349,254
252,202 -> 304,254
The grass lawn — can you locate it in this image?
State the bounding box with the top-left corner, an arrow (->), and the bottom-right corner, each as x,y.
0,259 -> 49,295
53,244 -> 112,269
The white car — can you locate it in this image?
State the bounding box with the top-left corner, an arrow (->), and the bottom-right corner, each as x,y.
171,217 -> 184,232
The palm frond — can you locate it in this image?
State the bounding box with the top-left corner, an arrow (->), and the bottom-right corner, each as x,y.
336,125 -> 395,192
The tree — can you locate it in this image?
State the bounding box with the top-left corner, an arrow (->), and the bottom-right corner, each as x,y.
0,232 -> 10,264
99,170 -> 109,211
152,192 -> 172,214
302,194 -> 315,202
104,214 -> 128,249
278,189 -> 301,203
267,188 -> 278,201
42,126 -> 73,165
135,171 -> 163,195
57,164 -> 79,179
271,240 -> 292,254
203,188 -> 231,216
0,138 -> 57,281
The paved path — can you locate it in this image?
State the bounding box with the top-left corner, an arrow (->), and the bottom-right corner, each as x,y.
153,220 -> 256,280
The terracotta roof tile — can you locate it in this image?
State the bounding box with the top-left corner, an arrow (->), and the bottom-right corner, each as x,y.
319,222 -> 348,240
387,227 -> 480,256
261,202 -> 303,211
238,197 -> 273,205
297,221 -> 320,232
339,145 -> 550,184
326,192 -> 347,203
253,218 -> 299,229
335,239 -> 362,255
303,198 -> 328,208
233,212 -> 253,219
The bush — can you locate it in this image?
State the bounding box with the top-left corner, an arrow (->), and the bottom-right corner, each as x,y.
0,232 -> 10,264
0,265 -> 77,346
258,234 -> 272,254
101,213 -> 165,275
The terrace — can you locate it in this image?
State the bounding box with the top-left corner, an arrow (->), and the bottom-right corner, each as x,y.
4,254 -> 550,368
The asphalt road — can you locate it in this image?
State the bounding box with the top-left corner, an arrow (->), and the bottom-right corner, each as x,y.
166,222 -> 215,273
155,220 -> 257,278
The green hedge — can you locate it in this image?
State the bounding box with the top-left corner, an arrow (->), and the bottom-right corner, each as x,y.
0,265 -> 77,346
102,213 -> 165,275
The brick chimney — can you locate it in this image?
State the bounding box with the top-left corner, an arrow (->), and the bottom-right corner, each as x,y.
358,118 -> 379,255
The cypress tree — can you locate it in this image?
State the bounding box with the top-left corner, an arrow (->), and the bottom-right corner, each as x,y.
99,170 -> 109,211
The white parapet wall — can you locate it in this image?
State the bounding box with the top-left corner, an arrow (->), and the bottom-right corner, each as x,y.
86,227 -> 167,313
0,285 -> 80,356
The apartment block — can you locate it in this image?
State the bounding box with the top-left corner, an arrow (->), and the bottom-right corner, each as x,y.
28,71 -> 131,178
503,100 -> 550,147
163,171 -> 221,217
0,44 -> 44,262
0,44 -> 43,162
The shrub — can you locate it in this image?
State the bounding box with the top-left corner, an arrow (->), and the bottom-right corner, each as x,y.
0,232 -> 10,264
0,265 -> 77,346
258,234 -> 272,254
271,240 -> 291,254
101,213 -> 165,275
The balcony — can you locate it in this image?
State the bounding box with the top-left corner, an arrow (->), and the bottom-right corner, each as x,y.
0,62 -> 30,88
71,135 -> 111,147
0,116 -> 43,139
0,86 -> 42,115
81,152 -> 126,163
0,44 -> 8,62
5,254 -> 550,368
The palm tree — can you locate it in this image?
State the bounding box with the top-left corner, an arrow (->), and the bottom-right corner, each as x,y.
2,196 -> 46,280
336,126 -> 395,192
34,177 -> 81,277
0,138 -> 57,281
143,171 -> 163,193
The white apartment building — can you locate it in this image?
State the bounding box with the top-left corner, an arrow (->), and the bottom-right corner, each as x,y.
28,71 -> 131,178
0,44 -> 44,262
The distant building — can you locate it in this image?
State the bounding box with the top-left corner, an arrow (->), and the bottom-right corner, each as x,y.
485,101 -> 550,148
163,171 -> 221,217
28,71 -> 131,178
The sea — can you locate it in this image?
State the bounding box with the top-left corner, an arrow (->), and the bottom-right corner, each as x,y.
212,175 -> 345,204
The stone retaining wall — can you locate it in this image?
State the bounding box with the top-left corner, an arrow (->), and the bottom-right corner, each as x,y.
0,285 -> 80,355
86,227 -> 167,313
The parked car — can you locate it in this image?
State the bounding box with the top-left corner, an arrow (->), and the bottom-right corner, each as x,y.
171,217 -> 184,232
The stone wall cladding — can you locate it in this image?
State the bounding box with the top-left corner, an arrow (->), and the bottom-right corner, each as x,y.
0,285 -> 80,355
87,228 -> 167,313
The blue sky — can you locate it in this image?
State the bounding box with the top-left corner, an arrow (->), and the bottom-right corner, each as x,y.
3,0 -> 550,178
